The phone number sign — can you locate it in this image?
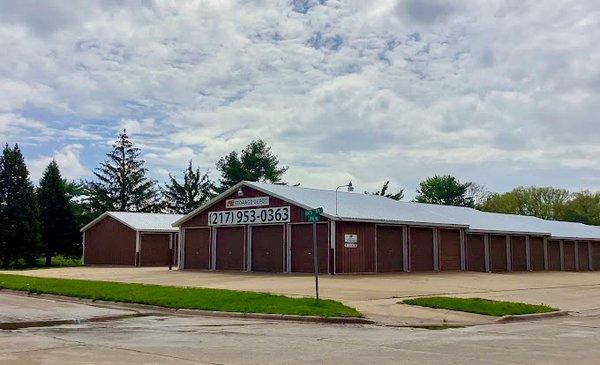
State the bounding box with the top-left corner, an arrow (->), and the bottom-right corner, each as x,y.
208,206 -> 291,226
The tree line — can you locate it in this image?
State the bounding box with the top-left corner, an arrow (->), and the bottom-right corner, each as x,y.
1,130 -> 598,267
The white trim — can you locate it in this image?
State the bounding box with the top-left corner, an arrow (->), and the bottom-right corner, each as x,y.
330,221 -> 336,274
433,227 -> 440,271
81,231 -> 86,265
286,224 -> 292,272
282,224 -> 286,272
467,229 -> 552,237
211,227 -> 217,270
178,227 -> 184,270
246,225 -> 252,271
135,232 -> 141,253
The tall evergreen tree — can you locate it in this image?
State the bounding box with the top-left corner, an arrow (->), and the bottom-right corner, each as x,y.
64,180 -> 96,228
0,144 -> 41,268
216,140 -> 288,192
164,161 -> 215,214
86,130 -> 161,213
37,160 -> 81,266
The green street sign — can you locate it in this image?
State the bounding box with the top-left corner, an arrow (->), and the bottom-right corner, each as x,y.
304,207 -> 323,223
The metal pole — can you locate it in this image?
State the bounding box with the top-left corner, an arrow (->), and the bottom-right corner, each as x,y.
312,222 -> 319,303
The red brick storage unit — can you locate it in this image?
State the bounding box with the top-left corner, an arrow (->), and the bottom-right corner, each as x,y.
81,212 -> 183,267
173,182 -> 600,274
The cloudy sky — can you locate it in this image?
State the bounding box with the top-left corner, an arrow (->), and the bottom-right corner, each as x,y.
1,0 -> 599,198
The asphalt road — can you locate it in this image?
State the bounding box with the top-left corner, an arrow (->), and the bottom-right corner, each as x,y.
1,294 -> 600,364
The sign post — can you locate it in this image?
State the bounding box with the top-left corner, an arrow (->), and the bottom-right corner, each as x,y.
304,207 -> 323,303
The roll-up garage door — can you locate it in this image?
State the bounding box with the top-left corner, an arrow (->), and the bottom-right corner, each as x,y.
490,235 -> 507,272
376,226 -> 404,272
410,227 -> 434,271
140,233 -> 170,266
547,240 -> 561,270
216,226 -> 245,270
529,237 -> 545,271
184,228 -> 211,270
290,223 -> 328,273
577,241 -> 589,271
592,243 -> 600,271
439,229 -> 461,271
563,241 -> 576,271
466,234 -> 485,272
510,236 -> 527,271
251,225 -> 284,272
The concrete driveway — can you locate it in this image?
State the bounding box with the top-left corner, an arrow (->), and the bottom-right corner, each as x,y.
4,267 -> 600,325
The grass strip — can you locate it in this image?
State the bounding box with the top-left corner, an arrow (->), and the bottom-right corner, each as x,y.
401,296 -> 558,317
0,274 -> 362,318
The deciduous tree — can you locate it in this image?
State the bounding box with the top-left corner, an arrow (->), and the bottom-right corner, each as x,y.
414,175 -> 474,207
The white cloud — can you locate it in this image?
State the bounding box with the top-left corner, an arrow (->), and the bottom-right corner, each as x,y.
0,0 -> 599,194
28,144 -> 88,181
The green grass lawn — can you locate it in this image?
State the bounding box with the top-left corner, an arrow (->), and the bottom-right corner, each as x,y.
401,297 -> 558,317
0,274 -> 361,318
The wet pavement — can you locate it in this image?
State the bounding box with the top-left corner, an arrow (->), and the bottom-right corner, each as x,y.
2,293 -> 600,364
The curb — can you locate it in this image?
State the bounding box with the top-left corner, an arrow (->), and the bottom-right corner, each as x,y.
0,289 -> 373,325
496,310 -> 570,323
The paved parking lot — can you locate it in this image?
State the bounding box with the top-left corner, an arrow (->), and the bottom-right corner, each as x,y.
5,267 -> 600,325
1,293 -> 600,365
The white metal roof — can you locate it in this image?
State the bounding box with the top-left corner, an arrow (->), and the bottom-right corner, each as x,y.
81,211 -> 184,233
173,181 -> 600,240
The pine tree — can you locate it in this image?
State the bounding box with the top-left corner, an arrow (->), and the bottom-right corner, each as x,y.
86,130 -> 161,213
163,161 -> 215,214
0,144 -> 41,268
38,160 -> 81,266
366,181 -> 404,200
216,140 -> 288,192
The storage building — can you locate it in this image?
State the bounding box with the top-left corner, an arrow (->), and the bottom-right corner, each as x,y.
81,212 -> 183,266
173,181 -> 600,274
